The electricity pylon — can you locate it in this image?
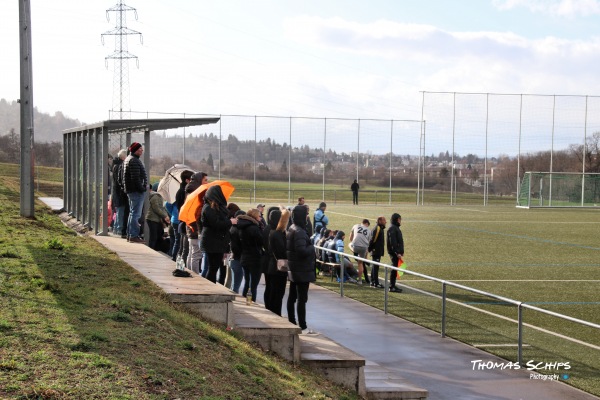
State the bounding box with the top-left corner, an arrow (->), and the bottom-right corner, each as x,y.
101,1 -> 142,120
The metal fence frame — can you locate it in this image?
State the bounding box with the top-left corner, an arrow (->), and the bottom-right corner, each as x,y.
317,245 -> 600,365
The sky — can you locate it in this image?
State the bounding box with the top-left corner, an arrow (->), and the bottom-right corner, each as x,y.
3,0 -> 600,154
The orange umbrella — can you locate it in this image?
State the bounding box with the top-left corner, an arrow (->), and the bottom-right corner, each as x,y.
179,180 -> 235,226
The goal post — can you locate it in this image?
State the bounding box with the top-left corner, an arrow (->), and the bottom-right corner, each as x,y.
517,172 -> 600,208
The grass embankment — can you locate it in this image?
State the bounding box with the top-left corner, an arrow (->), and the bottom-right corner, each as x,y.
0,173 -> 357,399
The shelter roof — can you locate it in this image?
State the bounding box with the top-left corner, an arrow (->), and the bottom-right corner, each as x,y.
62,117 -> 220,134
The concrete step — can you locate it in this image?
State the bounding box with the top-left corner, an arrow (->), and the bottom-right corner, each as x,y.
364,362 -> 428,400
299,332 -> 366,396
232,298 -> 301,362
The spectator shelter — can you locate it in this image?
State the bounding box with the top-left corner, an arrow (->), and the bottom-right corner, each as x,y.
63,118 -> 219,235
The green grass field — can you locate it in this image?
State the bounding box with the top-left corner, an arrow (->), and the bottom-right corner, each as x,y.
230,202 -> 600,396
11,163 -> 600,396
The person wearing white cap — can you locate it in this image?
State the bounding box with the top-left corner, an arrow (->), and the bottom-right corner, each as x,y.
256,203 -> 266,227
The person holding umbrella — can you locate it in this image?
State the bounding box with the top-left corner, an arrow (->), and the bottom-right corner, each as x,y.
201,185 -> 237,284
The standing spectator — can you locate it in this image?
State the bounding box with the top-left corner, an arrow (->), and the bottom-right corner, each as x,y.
185,172 -> 208,274
256,203 -> 267,228
351,179 -> 360,205
172,170 -> 194,263
262,206 -> 279,310
313,202 -> 329,232
287,205 -> 316,333
386,213 -> 404,293
297,197 -> 305,206
146,183 -> 170,251
349,219 -> 372,285
123,142 -> 148,243
267,207 -> 289,316
238,209 -> 264,304
111,149 -> 128,238
368,216 -> 386,288
201,185 -> 236,284
228,209 -> 246,293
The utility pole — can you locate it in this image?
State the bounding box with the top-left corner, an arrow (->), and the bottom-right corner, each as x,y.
19,0 -> 35,218
101,1 -> 142,120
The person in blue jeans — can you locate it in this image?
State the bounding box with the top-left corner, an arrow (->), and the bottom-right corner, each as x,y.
122,142 -> 147,243
228,209 -> 246,293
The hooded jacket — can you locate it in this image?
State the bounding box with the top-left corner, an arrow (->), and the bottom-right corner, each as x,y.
333,230 -> 345,264
146,191 -> 169,223
184,172 -> 207,238
386,213 -> 404,256
369,222 -> 386,258
237,214 -> 263,267
200,185 -> 231,254
286,205 -> 315,283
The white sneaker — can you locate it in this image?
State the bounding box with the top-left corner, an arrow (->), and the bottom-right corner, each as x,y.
302,328 -> 317,335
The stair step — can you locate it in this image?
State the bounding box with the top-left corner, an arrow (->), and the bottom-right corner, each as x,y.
364,362 -> 428,400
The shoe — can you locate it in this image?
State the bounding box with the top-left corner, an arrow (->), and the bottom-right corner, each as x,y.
347,277 -> 357,284
301,328 -> 317,335
129,237 -> 145,243
357,279 -> 363,285
389,287 -> 403,293
121,234 -> 127,239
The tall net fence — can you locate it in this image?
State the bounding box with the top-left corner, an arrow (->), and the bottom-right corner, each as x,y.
111,111 -> 423,205
106,93 -> 600,206
420,93 -> 600,206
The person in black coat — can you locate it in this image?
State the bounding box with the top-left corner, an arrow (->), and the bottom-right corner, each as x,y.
238,209 -> 263,303
386,213 -> 404,293
266,207 -> 289,316
286,205 -> 315,332
261,206 -> 279,309
368,216 -> 386,288
228,209 -> 245,293
200,185 -> 236,284
111,149 -> 128,238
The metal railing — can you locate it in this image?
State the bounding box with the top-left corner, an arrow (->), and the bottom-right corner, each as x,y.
316,245 -> 600,364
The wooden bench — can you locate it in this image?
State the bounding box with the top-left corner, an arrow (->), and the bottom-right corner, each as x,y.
315,259 -> 339,281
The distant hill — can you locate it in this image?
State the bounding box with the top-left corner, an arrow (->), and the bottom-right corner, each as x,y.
0,98 -> 83,143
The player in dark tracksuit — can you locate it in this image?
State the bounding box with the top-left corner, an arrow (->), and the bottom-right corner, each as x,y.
386,213 -> 404,293
368,216 -> 386,288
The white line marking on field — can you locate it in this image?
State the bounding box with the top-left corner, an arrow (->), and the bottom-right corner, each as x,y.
473,344 -> 531,348
455,208 -> 491,213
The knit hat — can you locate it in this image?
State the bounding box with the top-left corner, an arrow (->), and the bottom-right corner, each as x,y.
129,142 -> 142,153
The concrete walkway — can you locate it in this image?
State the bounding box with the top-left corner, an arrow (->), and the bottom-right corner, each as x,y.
256,281 -> 598,400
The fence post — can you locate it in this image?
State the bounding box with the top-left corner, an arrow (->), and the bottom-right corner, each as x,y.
384,266 -> 389,314
339,257 -> 345,297
518,303 -> 523,365
441,281 -> 447,338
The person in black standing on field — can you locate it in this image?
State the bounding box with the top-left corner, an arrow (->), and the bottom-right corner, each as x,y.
351,179 -> 360,205
368,216 -> 386,288
287,205 -> 316,333
386,213 -> 404,293
201,185 -> 237,284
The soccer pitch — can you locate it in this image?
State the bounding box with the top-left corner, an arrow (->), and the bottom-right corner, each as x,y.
235,200 -> 600,395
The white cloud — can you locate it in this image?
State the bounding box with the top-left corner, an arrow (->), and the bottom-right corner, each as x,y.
492,0 -> 600,17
